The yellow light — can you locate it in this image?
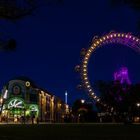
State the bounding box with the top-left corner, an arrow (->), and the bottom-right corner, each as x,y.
26,110 -> 30,115
88,49 -> 92,53
84,77 -> 88,80
103,37 -> 106,40
66,105 -> 69,109
58,103 -> 62,108
137,117 -> 140,120
96,41 -> 99,44
137,103 -> 140,107
133,37 -> 136,40
0,98 -> 3,104
83,65 -> 87,68
81,99 -> 85,104
91,46 -> 94,50
87,53 -> 90,56
121,34 -> 124,37
84,61 -> 87,64
118,34 -> 120,37
94,43 -> 97,47
94,96 -> 97,99
26,81 -> 30,87
85,54 -> 89,58
87,85 -> 90,88
100,39 -> 103,42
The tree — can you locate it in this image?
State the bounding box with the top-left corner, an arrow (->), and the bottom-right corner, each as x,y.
72,99 -> 97,122
97,80 -> 140,122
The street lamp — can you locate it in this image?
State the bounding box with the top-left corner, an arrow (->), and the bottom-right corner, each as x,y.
81,99 -> 85,104
40,92 -> 43,122
137,103 -> 140,107
0,98 -> 3,122
136,103 -> 140,122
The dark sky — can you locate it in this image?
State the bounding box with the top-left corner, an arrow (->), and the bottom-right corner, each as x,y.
0,0 -> 140,106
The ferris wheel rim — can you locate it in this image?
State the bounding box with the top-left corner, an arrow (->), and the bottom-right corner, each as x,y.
81,32 -> 140,104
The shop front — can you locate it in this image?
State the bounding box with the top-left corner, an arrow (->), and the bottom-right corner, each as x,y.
1,97 -> 39,123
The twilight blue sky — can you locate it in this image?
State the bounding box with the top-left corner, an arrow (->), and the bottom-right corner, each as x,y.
0,0 -> 140,106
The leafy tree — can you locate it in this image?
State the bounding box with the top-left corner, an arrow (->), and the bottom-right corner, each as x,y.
97,80 -> 140,122
72,99 -> 97,122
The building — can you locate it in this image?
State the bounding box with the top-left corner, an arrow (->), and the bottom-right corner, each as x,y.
0,77 -> 69,123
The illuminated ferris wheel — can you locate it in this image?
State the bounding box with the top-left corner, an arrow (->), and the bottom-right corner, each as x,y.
76,31 -> 140,105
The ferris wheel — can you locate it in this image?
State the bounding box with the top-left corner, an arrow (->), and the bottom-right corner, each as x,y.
76,31 -> 140,105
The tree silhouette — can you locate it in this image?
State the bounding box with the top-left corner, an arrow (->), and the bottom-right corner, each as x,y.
0,0 -> 64,20
97,80 -> 140,122
72,99 -> 97,122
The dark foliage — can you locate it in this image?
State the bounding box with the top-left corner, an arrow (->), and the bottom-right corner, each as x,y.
72,99 -> 98,122
97,80 -> 140,118
0,38 -> 16,52
4,39 -> 16,51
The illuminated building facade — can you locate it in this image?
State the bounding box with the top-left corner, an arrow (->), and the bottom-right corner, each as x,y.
0,77 -> 69,123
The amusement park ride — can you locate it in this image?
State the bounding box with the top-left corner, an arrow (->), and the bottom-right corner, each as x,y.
114,67 -> 131,85
75,31 -> 140,107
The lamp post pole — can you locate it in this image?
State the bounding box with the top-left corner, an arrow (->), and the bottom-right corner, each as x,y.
136,103 -> 140,122
0,98 -> 3,122
23,107 -> 26,124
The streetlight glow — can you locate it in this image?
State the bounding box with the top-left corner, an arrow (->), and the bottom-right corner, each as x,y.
137,103 -> 140,107
81,99 -> 85,104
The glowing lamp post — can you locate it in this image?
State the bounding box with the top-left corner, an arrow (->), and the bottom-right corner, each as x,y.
136,103 -> 140,122
0,98 -> 3,105
0,97 -> 3,121
40,92 -> 43,122
81,99 -> 85,104
137,103 -> 140,107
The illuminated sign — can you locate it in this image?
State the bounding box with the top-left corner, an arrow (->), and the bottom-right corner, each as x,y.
29,104 -> 39,112
8,98 -> 25,109
26,81 -> 30,87
3,90 -> 8,99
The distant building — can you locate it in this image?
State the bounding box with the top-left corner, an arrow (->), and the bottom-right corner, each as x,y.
0,77 -> 69,123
